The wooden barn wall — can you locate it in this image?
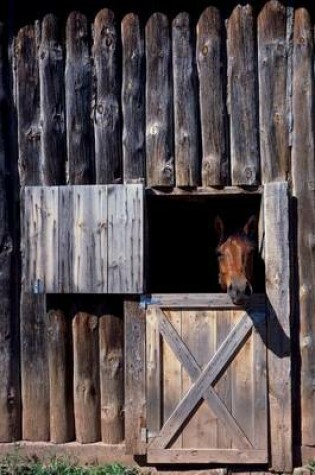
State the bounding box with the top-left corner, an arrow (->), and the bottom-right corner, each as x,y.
0,0 -> 314,471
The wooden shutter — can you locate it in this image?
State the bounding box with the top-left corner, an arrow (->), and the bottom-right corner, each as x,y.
24,184 -> 144,294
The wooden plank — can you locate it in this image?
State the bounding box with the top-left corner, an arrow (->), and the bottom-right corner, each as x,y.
57,186 -> 72,293
147,186 -> 263,196
215,310 -> 232,449
227,5 -> 259,185
99,310 -> 124,443
158,308 -> 252,450
258,1 -> 290,183
47,309 -> 74,443
15,24 -> 41,186
146,13 -> 174,186
172,12 -> 199,187
231,311 -> 253,448
146,306 -> 161,441
16,23 -> 50,440
162,311 -> 182,448
93,9 -> 121,184
107,184 -> 143,293
264,181 -> 291,471
182,310 -> 217,449
71,186 -> 107,293
24,186 -> 59,293
0,22 -> 18,441
124,299 -> 146,455
150,312 -> 253,449
147,448 -> 268,464
196,7 -> 228,186
72,312 -> 101,443
146,293 -> 265,309
292,8 -> 315,451
65,12 -> 94,184
121,13 -> 145,183
39,14 -> 66,185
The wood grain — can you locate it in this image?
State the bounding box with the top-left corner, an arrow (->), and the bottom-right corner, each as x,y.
146,13 -> 174,186
93,9 -> 121,184
172,12 -> 200,187
197,7 -> 228,185
121,13 -> 145,183
227,5 -> 259,185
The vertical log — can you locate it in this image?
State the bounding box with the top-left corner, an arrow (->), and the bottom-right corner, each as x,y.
0,22 -> 19,442
15,23 -> 50,441
47,309 -> 74,443
124,299 -> 146,454
258,0 -> 290,183
172,12 -> 200,187
196,7 -> 228,186
39,14 -> 66,185
73,312 -> 101,443
93,9 -> 122,184
99,309 -> 124,443
146,13 -> 174,187
65,12 -> 94,184
292,8 -> 315,449
121,13 -> 145,183
264,182 -> 292,472
227,5 -> 260,185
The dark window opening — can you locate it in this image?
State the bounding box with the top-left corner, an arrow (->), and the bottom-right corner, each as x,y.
146,193 -> 265,294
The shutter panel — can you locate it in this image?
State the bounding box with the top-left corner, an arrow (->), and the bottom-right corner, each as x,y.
24,184 -> 144,294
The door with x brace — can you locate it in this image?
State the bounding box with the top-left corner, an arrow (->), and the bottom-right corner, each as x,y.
145,296 -> 268,464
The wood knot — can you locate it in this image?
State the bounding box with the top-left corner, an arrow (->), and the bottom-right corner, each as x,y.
202,45 -> 208,56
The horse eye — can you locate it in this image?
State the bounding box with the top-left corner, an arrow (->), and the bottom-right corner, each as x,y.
215,250 -> 223,258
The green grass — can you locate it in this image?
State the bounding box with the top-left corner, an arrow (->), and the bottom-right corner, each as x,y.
0,455 -> 139,475
307,460 -> 315,473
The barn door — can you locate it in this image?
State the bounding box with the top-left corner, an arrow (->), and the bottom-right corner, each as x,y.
145,296 -> 268,464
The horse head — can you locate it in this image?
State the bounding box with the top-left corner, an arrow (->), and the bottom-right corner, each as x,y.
214,215 -> 258,305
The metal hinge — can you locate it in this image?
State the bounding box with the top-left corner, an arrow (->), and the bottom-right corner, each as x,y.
140,294 -> 160,309
32,278 -> 45,294
140,427 -> 157,442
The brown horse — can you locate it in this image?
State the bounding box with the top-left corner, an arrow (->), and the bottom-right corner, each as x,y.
214,215 -> 258,305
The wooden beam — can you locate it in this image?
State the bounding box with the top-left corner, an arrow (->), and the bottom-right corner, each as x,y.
264,181 -> 292,472
146,186 -> 263,196
124,299 -> 146,455
197,7 -> 228,186
144,293 -> 265,309
147,448 -> 268,464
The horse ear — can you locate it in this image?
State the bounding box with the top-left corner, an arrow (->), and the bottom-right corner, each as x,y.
243,215 -> 258,238
214,215 -> 224,241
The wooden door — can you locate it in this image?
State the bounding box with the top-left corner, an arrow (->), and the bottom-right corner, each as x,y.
145,295 -> 268,464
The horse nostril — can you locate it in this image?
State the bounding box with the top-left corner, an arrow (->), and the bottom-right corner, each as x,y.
245,283 -> 252,297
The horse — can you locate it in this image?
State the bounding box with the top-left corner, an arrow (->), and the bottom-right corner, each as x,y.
214,214 -> 258,305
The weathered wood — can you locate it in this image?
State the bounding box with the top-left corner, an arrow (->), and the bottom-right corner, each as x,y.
124,299 -> 146,455
196,7 -> 228,186
15,24 -> 41,186
24,186 -> 59,293
146,13 -> 174,186
16,22 -> 50,441
172,12 -> 199,187
107,184 -> 143,293
99,311 -> 124,443
147,185 -> 263,196
65,12 -> 94,184
258,1 -> 290,183
149,312 -> 253,450
121,13 -> 145,183
0,22 -> 17,442
146,306 -> 161,441
71,185 -> 108,293
39,14 -> 66,185
264,181 -> 291,472
73,312 -> 101,443
147,448 -> 268,464
292,8 -> 315,450
227,5 -> 259,185
93,9 -> 121,184
47,310 -> 74,443
144,293 -> 265,309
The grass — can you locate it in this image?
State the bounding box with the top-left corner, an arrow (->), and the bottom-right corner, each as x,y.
0,454 -> 140,475
307,460 -> 315,473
